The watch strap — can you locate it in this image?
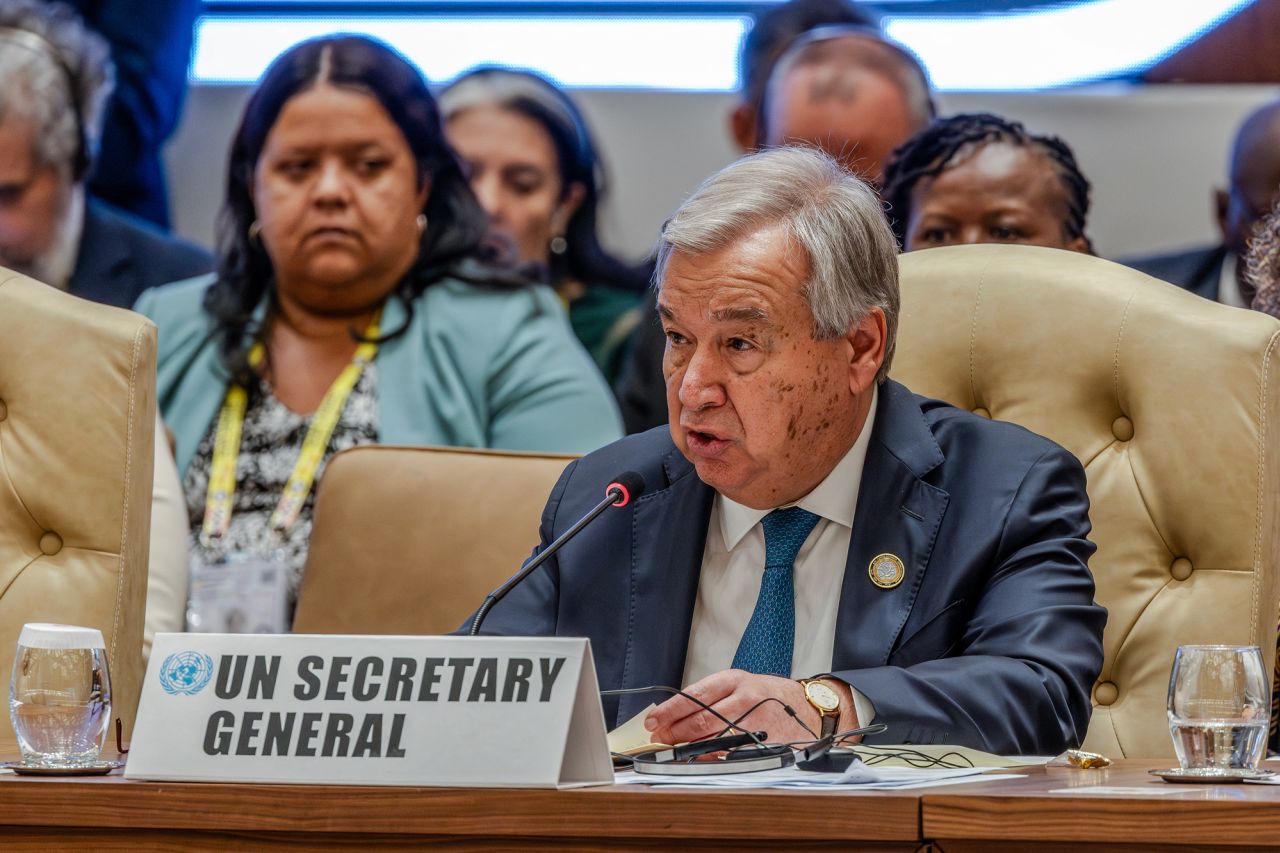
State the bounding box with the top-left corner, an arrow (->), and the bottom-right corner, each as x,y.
818,709 -> 837,739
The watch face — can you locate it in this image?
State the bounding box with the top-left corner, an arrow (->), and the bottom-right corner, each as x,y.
805,681 -> 840,712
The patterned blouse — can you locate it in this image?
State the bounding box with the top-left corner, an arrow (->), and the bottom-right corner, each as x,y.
182,364 -> 379,623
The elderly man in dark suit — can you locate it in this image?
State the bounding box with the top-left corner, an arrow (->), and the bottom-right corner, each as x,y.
479,146 -> 1106,756
0,0 -> 209,309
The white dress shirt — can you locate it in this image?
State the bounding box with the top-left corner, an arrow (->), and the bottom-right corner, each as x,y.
683,388 -> 879,725
1218,252 -> 1247,308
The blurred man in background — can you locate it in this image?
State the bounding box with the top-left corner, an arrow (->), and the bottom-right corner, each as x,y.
0,0 -> 210,308
615,2 -> 934,434
1124,100 -> 1280,308
756,26 -> 934,186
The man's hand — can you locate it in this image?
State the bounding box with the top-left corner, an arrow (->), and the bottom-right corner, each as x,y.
643,670 -> 855,745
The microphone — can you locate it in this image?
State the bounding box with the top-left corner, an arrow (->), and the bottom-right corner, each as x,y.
468,471 -> 645,636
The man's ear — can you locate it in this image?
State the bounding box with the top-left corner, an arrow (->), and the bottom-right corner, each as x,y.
1215,187 -> 1230,244
729,102 -> 758,153
846,308 -> 888,395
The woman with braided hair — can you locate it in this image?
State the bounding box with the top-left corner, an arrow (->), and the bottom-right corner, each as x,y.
881,112 -> 1093,254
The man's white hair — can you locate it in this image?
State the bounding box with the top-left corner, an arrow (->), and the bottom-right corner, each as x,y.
656,145 -> 900,383
0,0 -> 112,179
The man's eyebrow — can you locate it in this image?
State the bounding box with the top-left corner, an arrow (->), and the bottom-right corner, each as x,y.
711,306 -> 770,324
656,304 -> 771,324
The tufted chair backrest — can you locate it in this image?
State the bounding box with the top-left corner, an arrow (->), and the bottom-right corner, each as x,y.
0,271 -> 156,749
294,445 -> 577,636
892,244 -> 1280,758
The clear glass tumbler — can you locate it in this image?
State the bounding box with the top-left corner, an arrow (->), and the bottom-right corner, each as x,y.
9,624 -> 112,767
1167,644 -> 1269,775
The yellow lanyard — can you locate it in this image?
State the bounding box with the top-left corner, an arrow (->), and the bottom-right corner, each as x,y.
200,315 -> 380,544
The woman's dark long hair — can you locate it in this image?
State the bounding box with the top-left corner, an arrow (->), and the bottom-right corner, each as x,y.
439,66 -> 650,294
881,112 -> 1093,253
205,35 -> 513,382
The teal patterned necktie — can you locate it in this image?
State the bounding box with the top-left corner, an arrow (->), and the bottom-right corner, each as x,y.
731,507 -> 821,677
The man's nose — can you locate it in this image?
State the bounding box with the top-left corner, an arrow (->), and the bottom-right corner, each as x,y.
678,346 -> 727,412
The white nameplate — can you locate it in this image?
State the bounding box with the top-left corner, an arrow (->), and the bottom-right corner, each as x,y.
125,633 -> 612,788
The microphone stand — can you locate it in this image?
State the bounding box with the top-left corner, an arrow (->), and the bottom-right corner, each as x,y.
468,486 -> 624,636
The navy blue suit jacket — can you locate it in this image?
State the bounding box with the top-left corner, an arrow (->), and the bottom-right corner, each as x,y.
479,380 -> 1106,755
68,199 -> 212,309
1120,244 -> 1224,300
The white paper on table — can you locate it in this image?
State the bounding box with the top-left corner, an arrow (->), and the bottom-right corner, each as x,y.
613,760 -> 1023,791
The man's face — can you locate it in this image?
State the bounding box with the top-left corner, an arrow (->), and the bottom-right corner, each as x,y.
1221,175 -> 1280,260
0,118 -> 70,273
659,225 -> 880,509
764,64 -> 916,186
1220,110 -> 1280,258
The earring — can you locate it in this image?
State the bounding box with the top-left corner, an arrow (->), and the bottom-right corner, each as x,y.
416,214 -> 428,236
549,235 -> 568,255
247,220 -> 262,242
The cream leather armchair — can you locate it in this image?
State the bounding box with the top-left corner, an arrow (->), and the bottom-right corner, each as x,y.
893,244 -> 1280,758
293,445 -> 576,636
0,271 -> 156,749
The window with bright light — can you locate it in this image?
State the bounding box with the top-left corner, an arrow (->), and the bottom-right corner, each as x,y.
193,0 -> 1254,91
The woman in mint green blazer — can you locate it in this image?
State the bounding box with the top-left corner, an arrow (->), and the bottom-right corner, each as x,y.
136,36 -> 620,627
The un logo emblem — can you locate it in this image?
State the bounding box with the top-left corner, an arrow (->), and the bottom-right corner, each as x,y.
159,651 -> 214,696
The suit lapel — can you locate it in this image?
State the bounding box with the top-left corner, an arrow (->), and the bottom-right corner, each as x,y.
834,381 -> 950,668
615,447 -> 714,724
67,202 -> 132,306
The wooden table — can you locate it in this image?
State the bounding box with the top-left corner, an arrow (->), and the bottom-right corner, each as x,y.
4,759 -> 1280,851
0,769 -> 921,851
923,760 -> 1280,852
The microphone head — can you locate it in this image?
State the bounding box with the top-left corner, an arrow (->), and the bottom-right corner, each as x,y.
606,471 -> 646,507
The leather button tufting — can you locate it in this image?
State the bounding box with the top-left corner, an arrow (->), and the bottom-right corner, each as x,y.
972,407 -> 991,419
39,531 -> 62,555
1170,558 -> 1193,581
1112,416 -> 1134,441
1094,681 -> 1119,706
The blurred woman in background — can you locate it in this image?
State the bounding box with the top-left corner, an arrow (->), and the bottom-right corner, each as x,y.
440,67 -> 648,383
136,36 -> 620,628
882,112 -> 1093,254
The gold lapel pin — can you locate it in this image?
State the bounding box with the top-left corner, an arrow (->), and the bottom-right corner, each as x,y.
868,553 -> 906,589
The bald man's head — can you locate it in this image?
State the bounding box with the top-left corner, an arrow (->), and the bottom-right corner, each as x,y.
754,31 -> 934,186
1220,100 -> 1280,260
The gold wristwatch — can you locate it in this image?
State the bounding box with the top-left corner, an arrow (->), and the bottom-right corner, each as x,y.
799,678 -> 841,738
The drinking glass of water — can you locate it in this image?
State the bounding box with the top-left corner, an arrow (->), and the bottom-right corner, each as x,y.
1167,644 -> 1268,775
9,624 -> 112,768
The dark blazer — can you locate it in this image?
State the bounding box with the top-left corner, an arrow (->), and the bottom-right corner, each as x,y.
1120,244 -> 1225,300
479,380 -> 1107,756
68,199 -> 213,309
